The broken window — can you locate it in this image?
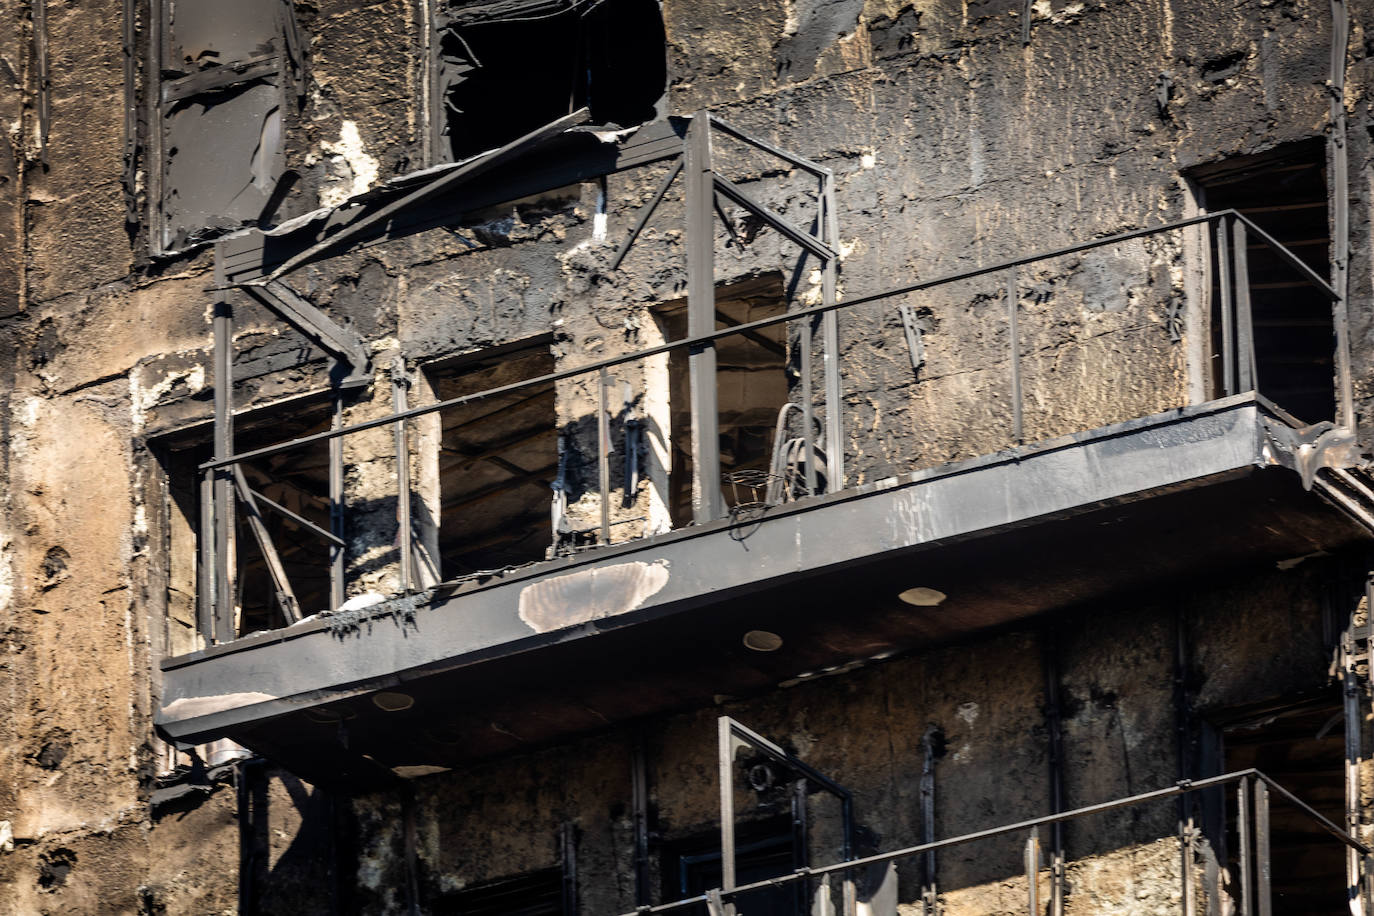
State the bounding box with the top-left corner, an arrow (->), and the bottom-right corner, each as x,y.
152,0 -> 300,253
155,396 -> 334,640
1189,141 -> 1335,423
432,0 -> 666,162
426,340 -> 560,578
654,276 -> 791,527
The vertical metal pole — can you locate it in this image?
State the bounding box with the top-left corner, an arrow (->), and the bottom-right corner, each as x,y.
1009,277 -> 1023,444
1043,632 -> 1065,916
1238,775 -> 1253,916
212,299 -> 236,644
329,369 -> 346,611
631,738 -> 651,909
1254,781 -> 1271,916
1329,0 -> 1355,430
1174,606 -> 1196,916
560,822 -> 579,916
1025,828 -> 1040,916
598,368 -> 612,543
717,717 -> 737,916
841,794 -> 857,916
391,357 -> 413,594
1231,220 -> 1256,393
821,173 -> 843,490
1216,218 -> 1236,397
791,778 -> 810,916
800,317 -> 818,496
686,114 -> 723,523
920,726 -> 939,915
198,466 -> 215,646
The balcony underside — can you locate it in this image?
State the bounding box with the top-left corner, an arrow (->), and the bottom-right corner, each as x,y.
156,395 -> 1373,788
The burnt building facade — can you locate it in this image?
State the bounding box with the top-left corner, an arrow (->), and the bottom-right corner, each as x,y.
2,0 -> 1374,913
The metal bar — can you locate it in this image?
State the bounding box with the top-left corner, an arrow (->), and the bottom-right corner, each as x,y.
800,313 -> 818,496
212,301 -> 236,644
560,822 -> 578,916
707,115 -> 830,177
1329,0 -> 1355,428
1231,220 -> 1256,393
725,719 -> 854,802
612,769 -> 1358,916
197,467 -> 215,644
1254,772 -> 1370,852
31,0 -> 48,165
1025,829 -> 1040,916
203,211 -> 1304,471
609,158 -> 682,271
717,716 -> 737,916
686,112 -> 723,524
231,466 -> 301,624
713,175 -> 837,262
598,368 -> 612,543
920,727 -> 939,914
631,738 -> 651,908
714,193 -> 744,251
264,108 -> 591,281
1174,606 -> 1196,916
1238,775 -> 1252,916
1217,218 -> 1236,397
1254,781 -> 1271,916
1043,632 -> 1065,916
1231,211 -> 1340,301
245,281 -> 371,376
392,358 -> 413,593
246,486 -> 344,548
821,174 -> 844,490
791,779 -> 810,916
898,304 -> 925,373
1009,278 -> 1023,444
329,383 -> 345,612
841,792 -> 857,916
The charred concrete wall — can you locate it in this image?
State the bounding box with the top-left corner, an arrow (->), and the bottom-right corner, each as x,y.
0,0 -> 1371,912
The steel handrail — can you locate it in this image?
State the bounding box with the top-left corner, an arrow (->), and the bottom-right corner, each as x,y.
199,208 -> 1324,472
615,767 -> 1368,916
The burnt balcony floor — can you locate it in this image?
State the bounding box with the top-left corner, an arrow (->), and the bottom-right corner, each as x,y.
156,394 -> 1373,788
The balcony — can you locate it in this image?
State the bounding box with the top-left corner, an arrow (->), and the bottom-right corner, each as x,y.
154,115 -> 1374,786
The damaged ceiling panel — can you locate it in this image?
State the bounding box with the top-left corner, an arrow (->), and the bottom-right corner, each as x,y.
165,0 -> 283,74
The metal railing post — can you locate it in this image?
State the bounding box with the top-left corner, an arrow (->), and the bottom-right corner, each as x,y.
329,374 -> 346,611
1009,277 -> 1023,444
1254,780 -> 1271,916
686,113 -> 723,523
598,368 -> 612,543
1216,217 -> 1236,397
1025,827 -> 1040,916
391,357 -> 413,594
1238,774 -> 1253,916
1231,219 -> 1256,392
717,716 -> 737,916
211,299 -> 236,644
821,172 -> 843,490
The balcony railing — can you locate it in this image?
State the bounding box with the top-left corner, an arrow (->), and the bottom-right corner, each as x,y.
191,112 -> 1342,646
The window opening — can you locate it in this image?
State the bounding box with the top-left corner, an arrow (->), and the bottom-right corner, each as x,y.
654,276 -> 790,527
433,0 -> 665,162
664,817 -> 802,916
153,0 -> 297,252
157,398 -> 333,640
1191,141 -> 1334,423
427,340 -> 559,578
1218,695 -> 1346,914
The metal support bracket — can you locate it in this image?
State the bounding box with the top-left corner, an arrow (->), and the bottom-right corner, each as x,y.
242,280 -> 372,387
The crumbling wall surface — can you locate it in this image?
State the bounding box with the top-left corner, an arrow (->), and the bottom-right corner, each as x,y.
347,561 -> 1339,915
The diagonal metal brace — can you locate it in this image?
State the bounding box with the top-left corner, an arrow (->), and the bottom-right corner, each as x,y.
231,465 -> 302,624
713,174 -> 836,262
610,157 -> 683,271
242,280 -> 372,387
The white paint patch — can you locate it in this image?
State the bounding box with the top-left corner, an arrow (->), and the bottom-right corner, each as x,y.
0,533 -> 13,615
956,701 -> 979,726
0,820 -> 12,853
518,559 -> 671,633
160,691 -> 278,720
319,121 -> 380,208
130,365 -> 206,434
860,151 -> 877,169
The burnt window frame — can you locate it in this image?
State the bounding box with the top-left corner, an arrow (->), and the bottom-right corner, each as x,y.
147,0 -> 304,256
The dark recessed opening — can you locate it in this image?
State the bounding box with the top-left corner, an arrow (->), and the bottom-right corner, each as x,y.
435,0 -> 666,161
157,398 -> 334,639
428,340 -> 559,577
654,276 -> 791,527
1219,695 -> 1347,914
663,817 -> 803,916
1190,140 -> 1335,423
431,866 -> 566,916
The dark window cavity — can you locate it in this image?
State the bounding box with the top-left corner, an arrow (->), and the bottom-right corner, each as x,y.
426,340 -> 559,578
663,817 -> 803,916
153,0 -> 300,253
431,867 -> 566,915
1189,140 -> 1335,423
433,0 -> 666,162
655,276 -> 790,527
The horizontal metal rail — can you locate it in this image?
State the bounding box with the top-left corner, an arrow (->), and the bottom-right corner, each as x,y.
617,768 -> 1368,916
201,208 -> 1321,472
